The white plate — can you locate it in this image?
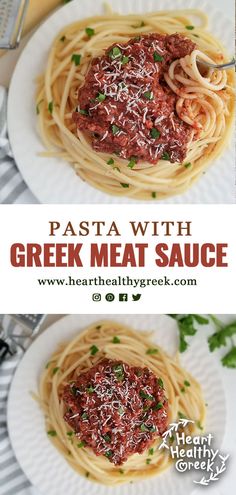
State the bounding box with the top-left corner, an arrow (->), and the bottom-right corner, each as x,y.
8,314 -> 226,495
7,0 -> 235,204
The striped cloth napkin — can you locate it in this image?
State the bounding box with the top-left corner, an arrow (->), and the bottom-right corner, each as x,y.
0,87 -> 38,204
0,316 -> 37,495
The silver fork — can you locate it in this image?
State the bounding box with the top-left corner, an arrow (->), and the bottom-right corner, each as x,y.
197,58 -> 235,70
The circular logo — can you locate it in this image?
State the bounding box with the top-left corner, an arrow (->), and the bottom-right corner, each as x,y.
105,293 -> 115,302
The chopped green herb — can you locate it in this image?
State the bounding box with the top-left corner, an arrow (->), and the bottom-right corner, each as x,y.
135,369 -> 142,377
67,431 -> 74,437
52,367 -> 59,375
140,423 -> 149,432
186,25 -> 195,30
96,325 -> 101,330
150,128 -> 161,139
47,430 -> 57,436
86,386 -> 95,393
97,92 -> 106,102
146,348 -> 158,355
112,336 -> 121,343
132,20 -> 145,28
184,380 -> 191,387
151,192 -> 157,199
103,434 -> 111,442
79,109 -> 88,115
107,159 -> 114,167
71,385 -> 79,396
149,426 -> 156,432
180,387 -> 185,393
193,34 -> 200,38
178,411 -> 186,419
120,183 -> 129,188
153,402 -> 163,410
144,91 -> 153,100
146,458 -> 152,465
184,162 -> 192,168
85,472 -> 90,478
161,151 -> 170,161
60,35 -> 66,42
45,361 -> 51,369
77,441 -> 86,448
143,405 -> 150,412
81,412 -> 88,420
109,46 -> 122,59
113,364 -> 124,381
196,421 -> 203,430
133,36 -> 141,42
118,406 -> 124,415
128,156 -> 137,169
36,99 -> 44,115
85,27 -> 95,37
119,469 -> 124,474
148,448 -> 154,455
112,124 -> 120,135
121,56 -> 129,65
157,378 -> 164,388
48,101 -> 54,114
153,51 -> 163,62
140,390 -> 154,401
71,53 -> 81,66
90,345 -> 99,355
105,450 -> 113,458
114,167 -> 120,172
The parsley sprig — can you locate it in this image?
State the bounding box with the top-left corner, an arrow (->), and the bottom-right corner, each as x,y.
168,314 -> 236,368
168,314 -> 208,352
208,316 -> 236,368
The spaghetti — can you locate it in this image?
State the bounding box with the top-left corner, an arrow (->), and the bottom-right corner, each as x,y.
36,8 -> 235,200
37,321 -> 205,485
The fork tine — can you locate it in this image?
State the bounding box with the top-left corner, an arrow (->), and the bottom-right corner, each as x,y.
197,58 -> 235,70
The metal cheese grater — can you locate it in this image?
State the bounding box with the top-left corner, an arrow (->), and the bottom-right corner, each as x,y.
0,0 -> 29,49
0,314 -> 45,364
9,314 -> 46,335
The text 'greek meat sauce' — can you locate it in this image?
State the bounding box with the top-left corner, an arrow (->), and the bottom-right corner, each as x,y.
63,358 -> 168,465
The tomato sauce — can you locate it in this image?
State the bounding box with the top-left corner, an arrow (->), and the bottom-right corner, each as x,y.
73,34 -> 196,164
63,359 -> 168,465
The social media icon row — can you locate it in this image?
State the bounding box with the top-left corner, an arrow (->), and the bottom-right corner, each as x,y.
92,293 -> 142,302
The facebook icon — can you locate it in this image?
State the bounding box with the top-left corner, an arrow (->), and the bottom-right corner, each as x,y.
119,294 -> 128,302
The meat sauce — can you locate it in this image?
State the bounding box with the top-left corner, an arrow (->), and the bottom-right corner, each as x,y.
73,34 -> 196,164
63,358 -> 168,465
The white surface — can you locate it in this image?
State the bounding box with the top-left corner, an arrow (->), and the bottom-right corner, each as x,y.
7,0 -> 235,205
8,314 -> 229,495
1,204 -> 236,314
